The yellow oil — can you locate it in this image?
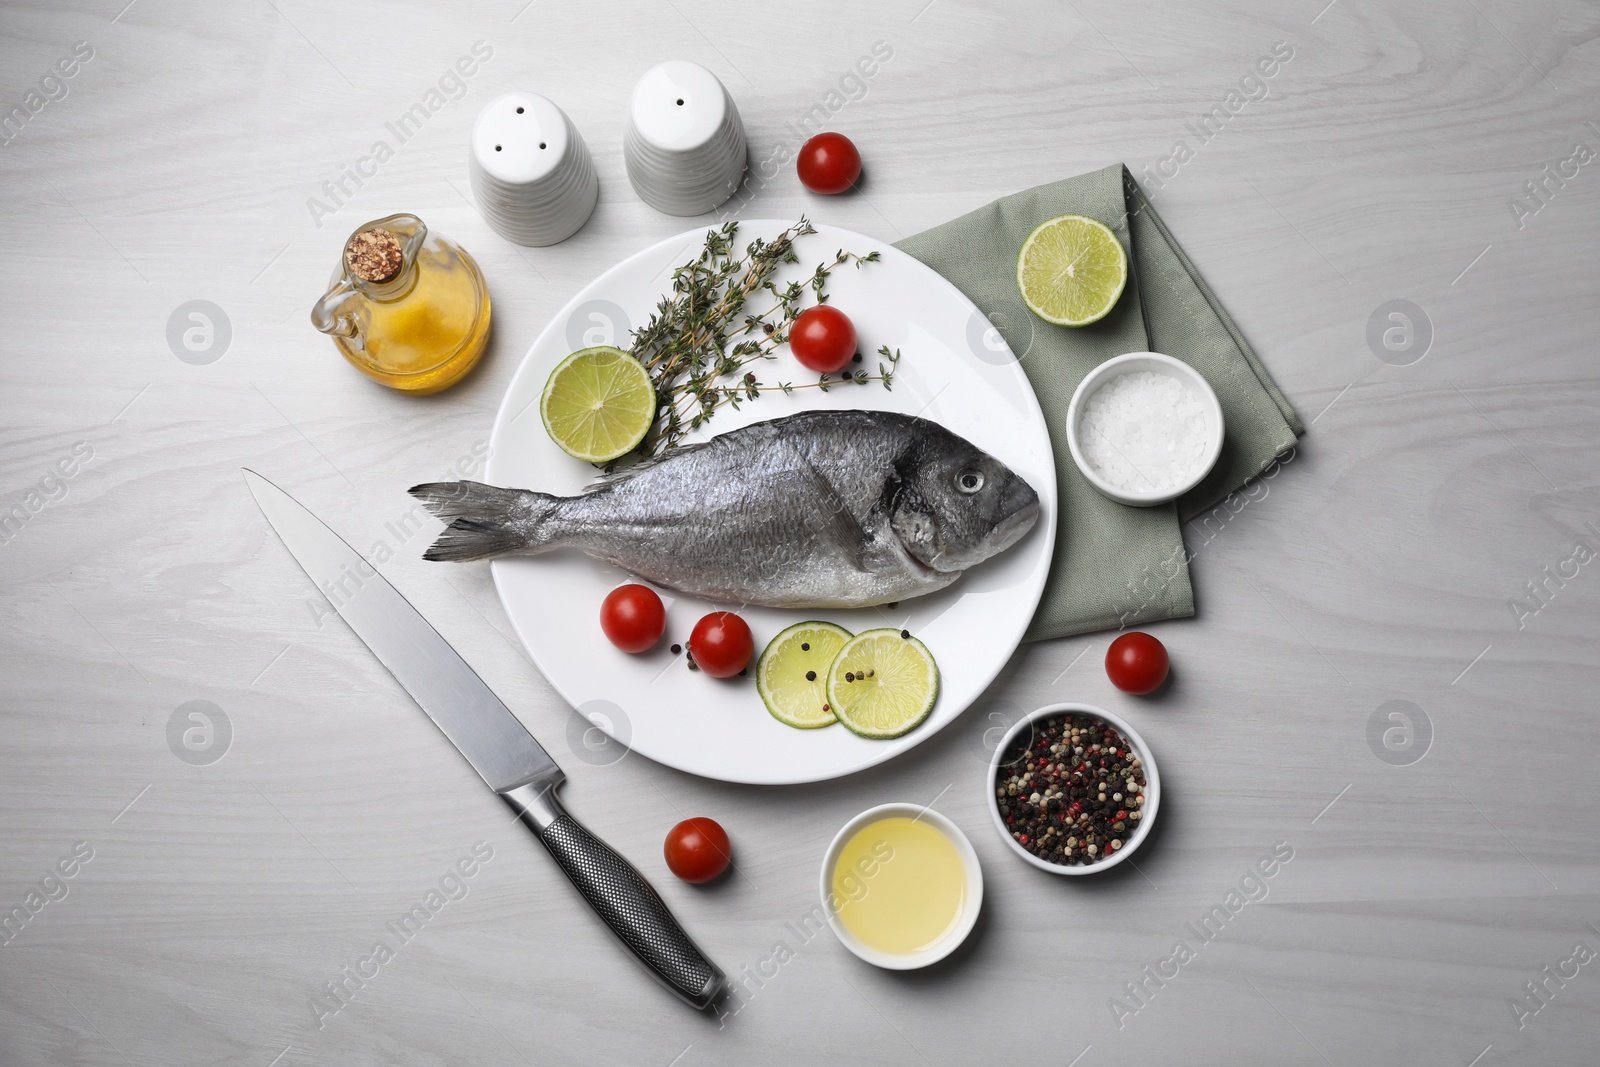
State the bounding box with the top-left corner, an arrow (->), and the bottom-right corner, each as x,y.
831,817 -> 966,956
336,241 -> 491,395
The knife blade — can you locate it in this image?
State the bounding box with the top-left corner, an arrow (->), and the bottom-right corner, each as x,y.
243,469 -> 725,1009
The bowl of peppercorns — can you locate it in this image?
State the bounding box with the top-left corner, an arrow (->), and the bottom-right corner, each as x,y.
987,703 -> 1160,875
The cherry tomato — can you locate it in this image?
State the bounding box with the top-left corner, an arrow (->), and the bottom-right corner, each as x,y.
1105,632 -> 1170,694
789,305 -> 857,374
688,612 -> 754,678
599,584 -> 666,653
796,131 -> 862,194
664,817 -> 731,884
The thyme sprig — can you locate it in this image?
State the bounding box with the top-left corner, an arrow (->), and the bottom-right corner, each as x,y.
625,218 -> 888,459
690,344 -> 903,423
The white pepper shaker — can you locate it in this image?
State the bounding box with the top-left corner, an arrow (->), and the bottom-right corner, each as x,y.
623,61 -> 747,216
469,91 -> 598,246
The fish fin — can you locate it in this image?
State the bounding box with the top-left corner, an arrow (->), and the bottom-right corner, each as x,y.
806,483 -> 870,566
767,443 -> 873,571
582,440 -> 713,491
408,481 -> 560,561
410,481 -> 523,521
422,519 -> 530,561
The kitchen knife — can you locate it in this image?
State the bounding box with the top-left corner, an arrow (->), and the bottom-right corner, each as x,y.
242,469 -> 725,1009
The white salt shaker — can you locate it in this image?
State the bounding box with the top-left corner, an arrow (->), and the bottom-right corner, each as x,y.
469,91 -> 599,246
623,61 -> 747,216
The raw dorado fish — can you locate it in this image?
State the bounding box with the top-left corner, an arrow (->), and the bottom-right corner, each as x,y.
411,410 -> 1040,609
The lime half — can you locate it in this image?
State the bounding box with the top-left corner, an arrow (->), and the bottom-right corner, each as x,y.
1016,214 -> 1128,327
757,621 -> 853,729
540,346 -> 656,463
826,629 -> 940,740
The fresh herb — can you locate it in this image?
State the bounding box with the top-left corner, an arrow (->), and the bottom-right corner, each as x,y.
626,219 -> 892,459
807,345 -> 901,395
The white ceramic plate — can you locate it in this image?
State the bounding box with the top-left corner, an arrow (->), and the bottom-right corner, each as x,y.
487,220 -> 1055,784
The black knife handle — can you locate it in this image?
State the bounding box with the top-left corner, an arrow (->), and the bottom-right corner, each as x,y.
502,783 -> 725,1010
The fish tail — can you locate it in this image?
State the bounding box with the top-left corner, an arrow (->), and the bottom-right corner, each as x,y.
408,481 -> 562,562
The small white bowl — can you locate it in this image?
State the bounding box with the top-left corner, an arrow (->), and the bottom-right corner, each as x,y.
985,703 -> 1161,876
1066,351 -> 1224,507
819,802 -> 983,970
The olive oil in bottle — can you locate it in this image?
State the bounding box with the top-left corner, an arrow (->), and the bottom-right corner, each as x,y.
312,214 -> 491,394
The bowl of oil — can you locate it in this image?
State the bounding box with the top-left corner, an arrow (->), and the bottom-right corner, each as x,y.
819,802 -> 983,970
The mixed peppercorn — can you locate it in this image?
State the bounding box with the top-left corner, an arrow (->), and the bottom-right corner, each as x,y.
994,712 -> 1146,866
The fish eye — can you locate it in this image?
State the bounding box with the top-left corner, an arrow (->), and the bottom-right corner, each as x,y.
956,469 -> 985,494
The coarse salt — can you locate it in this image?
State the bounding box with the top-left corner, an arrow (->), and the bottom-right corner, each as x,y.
1077,370 -> 1209,494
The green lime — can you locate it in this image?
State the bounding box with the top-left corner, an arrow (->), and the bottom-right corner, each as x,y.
540,346 -> 656,463
757,621 -> 852,729
1016,214 -> 1128,327
826,628 -> 939,740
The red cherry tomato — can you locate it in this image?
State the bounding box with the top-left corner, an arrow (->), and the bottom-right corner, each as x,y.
1105,632 -> 1170,694
789,305 -> 857,374
797,132 -> 862,194
664,817 -> 731,884
688,612 -> 754,678
599,584 -> 666,653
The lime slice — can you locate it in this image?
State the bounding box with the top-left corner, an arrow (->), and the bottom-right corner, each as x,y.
756,621 -> 853,729
826,629 -> 940,740
1016,214 -> 1128,327
540,346 -> 656,463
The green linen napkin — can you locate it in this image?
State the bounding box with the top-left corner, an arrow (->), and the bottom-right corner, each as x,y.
896,164 -> 1302,641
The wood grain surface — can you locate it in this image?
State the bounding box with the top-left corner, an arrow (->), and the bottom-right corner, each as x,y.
2,1 -> 1598,1064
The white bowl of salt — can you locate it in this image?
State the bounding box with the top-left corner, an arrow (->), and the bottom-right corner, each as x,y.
1065,351 -> 1225,507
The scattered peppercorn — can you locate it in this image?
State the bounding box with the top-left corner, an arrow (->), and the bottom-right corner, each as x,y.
800,642 -> 810,651
805,670 -> 816,681
670,644 -> 682,655
993,712 -> 1147,867
901,629 -> 911,639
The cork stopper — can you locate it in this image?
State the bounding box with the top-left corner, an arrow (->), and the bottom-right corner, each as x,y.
345,228 -> 405,283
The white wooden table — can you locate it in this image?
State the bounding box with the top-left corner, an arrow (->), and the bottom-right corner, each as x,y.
3,1 -> 1598,1064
